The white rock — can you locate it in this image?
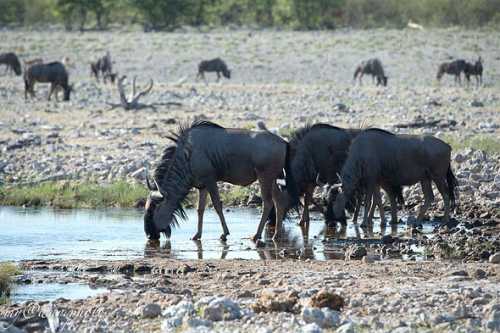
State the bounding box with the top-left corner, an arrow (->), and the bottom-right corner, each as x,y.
162,300 -> 195,330
335,322 -> 356,333
302,323 -> 323,333
489,252 -> 500,264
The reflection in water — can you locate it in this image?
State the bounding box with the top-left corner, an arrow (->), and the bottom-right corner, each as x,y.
1,206 -> 435,262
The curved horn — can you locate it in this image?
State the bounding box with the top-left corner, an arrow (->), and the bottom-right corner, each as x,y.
316,174 -> 326,186
145,165 -> 155,190
152,176 -> 165,196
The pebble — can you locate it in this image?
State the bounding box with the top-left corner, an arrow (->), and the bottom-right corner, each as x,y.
489,253 -> 500,264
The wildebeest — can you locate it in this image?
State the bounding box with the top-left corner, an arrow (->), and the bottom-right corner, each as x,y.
326,128 -> 458,226
90,52 -> 116,83
436,59 -> 467,84
0,52 -> 22,76
24,62 -> 72,101
197,58 -> 231,82
353,58 -> 388,86
144,121 -> 299,242
465,57 -> 483,86
287,124 -> 360,226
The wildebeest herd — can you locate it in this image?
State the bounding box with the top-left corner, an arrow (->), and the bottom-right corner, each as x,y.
0,50 -> 485,103
143,121 -> 458,242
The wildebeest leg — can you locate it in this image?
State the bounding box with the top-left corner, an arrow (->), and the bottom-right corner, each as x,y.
433,178 -> 450,223
361,190 -> 373,228
359,73 -> 364,85
369,189 -> 384,225
48,83 -> 55,101
299,185 -> 314,227
253,177 -> 274,242
352,200 -> 360,224
417,179 -> 434,222
271,184 -> 287,241
216,72 -> 221,82
388,192 -> 398,225
206,183 -> 230,241
192,188 -> 208,240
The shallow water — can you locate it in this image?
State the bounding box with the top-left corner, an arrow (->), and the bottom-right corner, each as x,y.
0,206 -> 435,262
12,282 -> 107,303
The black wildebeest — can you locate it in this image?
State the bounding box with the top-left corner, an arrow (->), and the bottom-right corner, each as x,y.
197,58 -> 231,82
144,121 -> 299,242
287,124 -> 360,226
436,59 -> 467,84
353,58 -> 388,86
465,57 -> 483,86
90,52 -> 116,84
326,128 -> 458,227
0,52 -> 22,76
24,62 -> 72,101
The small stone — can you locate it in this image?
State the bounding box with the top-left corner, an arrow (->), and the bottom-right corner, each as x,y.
309,289 -> 345,311
472,269 -> 487,279
489,253 -> 500,264
251,288 -> 298,313
139,303 -> 162,318
202,297 -> 241,321
302,323 -> 323,333
335,322 -> 356,333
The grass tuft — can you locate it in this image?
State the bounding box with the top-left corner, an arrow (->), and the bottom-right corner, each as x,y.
0,263 -> 20,305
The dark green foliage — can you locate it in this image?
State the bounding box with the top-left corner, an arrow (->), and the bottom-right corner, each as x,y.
0,0 -> 499,30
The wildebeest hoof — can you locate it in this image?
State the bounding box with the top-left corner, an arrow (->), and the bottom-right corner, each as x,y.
220,234 -> 228,241
252,234 -> 261,242
360,223 -> 368,229
191,233 -> 201,240
389,219 -> 399,225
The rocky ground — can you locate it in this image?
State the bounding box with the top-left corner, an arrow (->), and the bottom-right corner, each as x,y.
0,28 -> 499,332
0,258 -> 500,332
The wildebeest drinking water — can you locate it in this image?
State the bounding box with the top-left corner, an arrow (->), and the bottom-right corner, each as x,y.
326,128 -> 458,227
353,58 -> 388,86
436,59 -> 467,85
0,52 -> 22,76
197,58 -> 231,82
24,61 -> 72,101
90,52 -> 116,84
465,57 -> 483,86
144,121 -> 299,242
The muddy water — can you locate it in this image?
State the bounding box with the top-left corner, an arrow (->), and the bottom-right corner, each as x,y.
0,206 -> 433,262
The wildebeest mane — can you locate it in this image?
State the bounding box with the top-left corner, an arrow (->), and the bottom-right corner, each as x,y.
364,128 -> 395,136
289,123 -> 343,147
155,120 -> 226,227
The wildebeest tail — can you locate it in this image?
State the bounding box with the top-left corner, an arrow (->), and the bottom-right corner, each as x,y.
446,165 -> 458,210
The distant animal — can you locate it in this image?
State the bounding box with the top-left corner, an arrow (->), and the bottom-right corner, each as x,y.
326,128 -> 458,227
353,58 -> 387,86
287,124 -> 360,226
436,59 -> 467,84
465,57 -> 483,86
0,52 -> 22,76
144,121 -> 299,242
197,58 -> 231,82
24,62 -> 72,101
90,52 -> 116,83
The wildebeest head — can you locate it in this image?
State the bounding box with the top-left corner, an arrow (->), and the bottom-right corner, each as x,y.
377,75 -> 388,86
63,84 -> 73,101
322,183 -> 349,226
222,68 -> 231,79
12,57 -> 22,76
144,176 -> 171,240
143,142 -> 190,239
